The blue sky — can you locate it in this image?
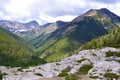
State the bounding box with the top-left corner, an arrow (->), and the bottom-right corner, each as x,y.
0,0 -> 120,24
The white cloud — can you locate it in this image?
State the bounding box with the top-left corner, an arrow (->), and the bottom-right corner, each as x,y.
39,13 -> 77,23
0,0 -> 120,24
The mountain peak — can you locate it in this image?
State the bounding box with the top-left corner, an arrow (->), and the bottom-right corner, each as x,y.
83,8 -> 111,16
29,20 -> 37,23
98,8 -> 112,14
99,8 -> 109,11
56,20 -> 64,23
28,20 -> 39,25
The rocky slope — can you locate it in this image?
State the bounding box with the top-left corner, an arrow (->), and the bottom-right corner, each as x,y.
1,47 -> 120,80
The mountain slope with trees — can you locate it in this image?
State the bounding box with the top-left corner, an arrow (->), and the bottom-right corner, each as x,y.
38,17 -> 107,62
81,27 -> 120,49
0,27 -> 45,67
37,8 -> 120,62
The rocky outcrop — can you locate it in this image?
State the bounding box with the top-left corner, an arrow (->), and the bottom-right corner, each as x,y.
0,47 -> 120,80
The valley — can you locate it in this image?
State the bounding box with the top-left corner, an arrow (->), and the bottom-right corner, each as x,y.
0,8 -> 120,80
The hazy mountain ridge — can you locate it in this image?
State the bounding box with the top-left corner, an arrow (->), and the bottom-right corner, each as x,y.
0,20 -> 40,32
21,21 -> 69,48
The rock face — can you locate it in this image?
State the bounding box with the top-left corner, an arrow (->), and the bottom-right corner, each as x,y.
0,47 -> 120,80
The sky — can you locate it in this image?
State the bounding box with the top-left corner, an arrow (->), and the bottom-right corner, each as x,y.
0,0 -> 120,25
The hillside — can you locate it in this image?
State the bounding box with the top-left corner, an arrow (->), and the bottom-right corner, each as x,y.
36,8 -> 120,62
22,21 -> 68,48
0,27 -> 45,67
38,17 -> 107,62
75,8 -> 120,31
81,27 -> 120,49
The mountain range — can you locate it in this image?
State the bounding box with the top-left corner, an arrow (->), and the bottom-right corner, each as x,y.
36,8 -> 120,62
0,20 -> 40,32
0,8 -> 120,63
0,8 -> 120,80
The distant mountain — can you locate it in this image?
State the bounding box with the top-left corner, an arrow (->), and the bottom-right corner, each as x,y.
0,20 -> 40,32
0,27 -> 45,67
21,21 -> 69,48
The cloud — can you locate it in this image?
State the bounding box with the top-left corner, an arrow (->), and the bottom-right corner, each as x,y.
39,13 -> 77,23
0,0 -> 120,24
91,0 -> 120,4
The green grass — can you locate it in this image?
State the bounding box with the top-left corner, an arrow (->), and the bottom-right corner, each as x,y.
106,51 -> 120,57
104,72 -> 119,79
0,71 -> 3,80
58,72 -> 68,77
62,67 -> 71,72
35,73 -> 43,76
78,64 -> 93,75
89,76 -> 99,79
65,74 -> 80,80
39,37 -> 80,62
77,58 -> 87,63
17,68 -> 23,72
58,67 -> 71,77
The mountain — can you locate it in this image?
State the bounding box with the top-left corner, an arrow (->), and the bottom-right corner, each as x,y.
71,8 -> 120,31
38,17 -> 107,62
21,21 -> 69,48
81,27 -> 120,49
82,8 -> 120,30
0,27 -> 45,67
37,8 -> 120,62
0,20 -> 40,32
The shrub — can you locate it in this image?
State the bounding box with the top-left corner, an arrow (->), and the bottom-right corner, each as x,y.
58,67 -> 71,77
89,76 -> 99,79
92,53 -> 97,57
78,64 -> 93,75
106,51 -> 120,57
65,74 -> 80,80
35,73 -> 43,76
58,72 -> 68,77
104,72 -> 119,79
56,63 -> 61,65
0,71 -> 3,80
62,67 -> 71,72
77,58 -> 87,63
17,68 -> 23,72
